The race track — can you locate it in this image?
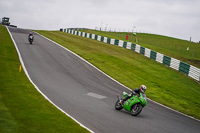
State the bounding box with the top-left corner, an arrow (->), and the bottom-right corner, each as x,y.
8,27 -> 200,133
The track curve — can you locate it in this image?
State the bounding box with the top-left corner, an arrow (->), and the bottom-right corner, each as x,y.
8,27 -> 200,133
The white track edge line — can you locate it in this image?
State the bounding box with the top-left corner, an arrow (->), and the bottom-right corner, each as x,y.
36,31 -> 200,122
6,27 -> 94,133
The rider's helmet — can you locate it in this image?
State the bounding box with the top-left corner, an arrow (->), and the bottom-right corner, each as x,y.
140,85 -> 147,93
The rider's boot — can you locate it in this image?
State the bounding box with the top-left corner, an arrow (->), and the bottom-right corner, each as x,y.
119,99 -> 124,105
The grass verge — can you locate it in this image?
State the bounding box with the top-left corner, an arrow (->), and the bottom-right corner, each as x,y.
79,29 -> 200,68
0,25 -> 90,133
36,30 -> 200,120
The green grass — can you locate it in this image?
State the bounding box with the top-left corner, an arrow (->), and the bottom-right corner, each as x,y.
79,29 -> 200,68
36,30 -> 200,120
0,25 -> 90,133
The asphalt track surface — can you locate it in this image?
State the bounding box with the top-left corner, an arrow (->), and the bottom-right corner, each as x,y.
8,27 -> 200,133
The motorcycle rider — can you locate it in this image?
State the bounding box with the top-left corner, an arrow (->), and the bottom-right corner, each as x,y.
120,85 -> 147,105
28,32 -> 34,40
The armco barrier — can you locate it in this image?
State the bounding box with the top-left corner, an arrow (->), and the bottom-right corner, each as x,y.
150,51 -> 157,60
170,58 -> 180,71
144,48 -> 151,58
179,62 -> 190,75
140,46 -> 145,55
189,66 -> 200,81
123,42 -> 127,48
63,29 -> 200,82
163,55 -> 171,67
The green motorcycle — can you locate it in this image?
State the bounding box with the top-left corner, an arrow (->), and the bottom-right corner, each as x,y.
115,91 -> 147,116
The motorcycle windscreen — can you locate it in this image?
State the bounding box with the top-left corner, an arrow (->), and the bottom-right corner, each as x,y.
140,93 -> 147,106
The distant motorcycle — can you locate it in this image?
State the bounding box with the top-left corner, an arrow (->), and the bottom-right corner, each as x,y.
28,34 -> 34,44
115,91 -> 147,116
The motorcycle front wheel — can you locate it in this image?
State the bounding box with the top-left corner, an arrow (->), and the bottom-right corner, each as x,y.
115,100 -> 123,110
130,103 -> 142,116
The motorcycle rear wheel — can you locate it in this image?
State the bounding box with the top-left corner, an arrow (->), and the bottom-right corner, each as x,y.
115,100 -> 123,110
130,103 -> 142,116
29,39 -> 33,44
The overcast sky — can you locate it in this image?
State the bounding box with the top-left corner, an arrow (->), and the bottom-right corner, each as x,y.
1,0 -> 200,42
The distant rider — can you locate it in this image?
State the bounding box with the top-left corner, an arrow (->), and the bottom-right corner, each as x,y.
120,85 -> 147,105
28,32 -> 34,40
